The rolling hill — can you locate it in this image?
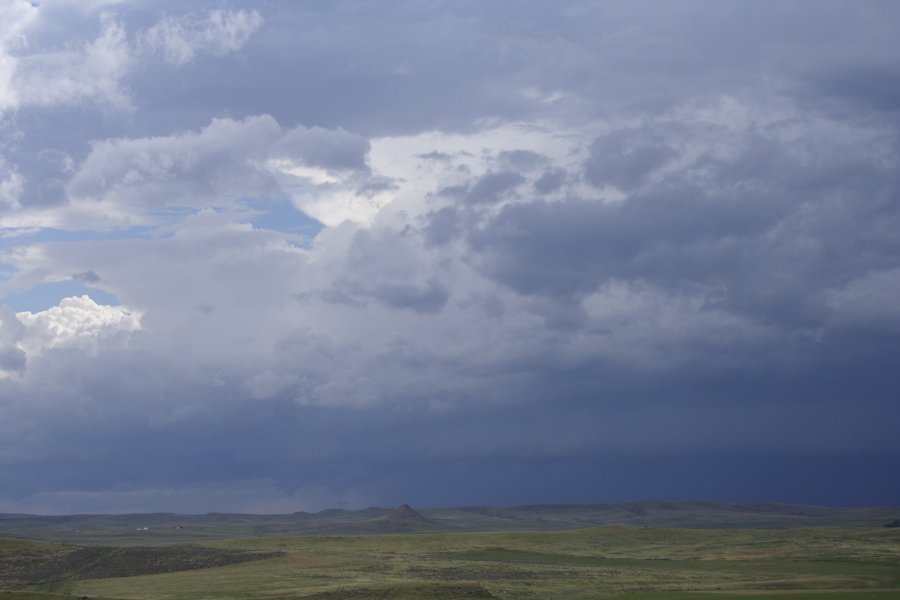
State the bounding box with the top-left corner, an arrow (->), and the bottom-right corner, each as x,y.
1,501 -> 897,546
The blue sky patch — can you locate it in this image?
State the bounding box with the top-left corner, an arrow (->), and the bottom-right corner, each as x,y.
3,280 -> 120,313
249,201 -> 324,243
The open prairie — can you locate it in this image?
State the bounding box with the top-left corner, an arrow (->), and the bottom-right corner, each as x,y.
3,516 -> 899,600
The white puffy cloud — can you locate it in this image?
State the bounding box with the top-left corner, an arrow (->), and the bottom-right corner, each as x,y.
368,122 -> 593,218
11,15 -> 133,112
0,158 -> 24,209
0,0 -> 38,113
66,115 -> 376,226
140,9 -> 262,66
0,294 -> 139,381
0,5 -> 262,119
16,295 -> 140,356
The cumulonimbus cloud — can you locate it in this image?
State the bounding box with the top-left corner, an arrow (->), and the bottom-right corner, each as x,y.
0,0 -> 898,512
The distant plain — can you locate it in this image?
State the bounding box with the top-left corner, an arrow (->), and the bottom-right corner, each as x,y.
1,502 -> 898,599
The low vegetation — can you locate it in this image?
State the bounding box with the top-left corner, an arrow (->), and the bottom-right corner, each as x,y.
1,505 -> 898,599
0,525 -> 895,599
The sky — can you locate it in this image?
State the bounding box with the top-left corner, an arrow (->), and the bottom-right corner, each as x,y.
0,0 -> 898,514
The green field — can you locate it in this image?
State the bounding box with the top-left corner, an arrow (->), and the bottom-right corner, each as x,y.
3,524 -> 899,600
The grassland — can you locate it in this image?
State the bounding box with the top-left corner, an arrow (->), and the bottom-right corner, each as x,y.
2,504 -> 899,599
0,526 -> 884,600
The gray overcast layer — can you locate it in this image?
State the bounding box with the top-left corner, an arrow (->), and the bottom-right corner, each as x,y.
0,0 -> 898,513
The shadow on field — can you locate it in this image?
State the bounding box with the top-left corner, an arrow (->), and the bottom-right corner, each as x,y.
298,582 -> 495,599
0,543 -> 283,585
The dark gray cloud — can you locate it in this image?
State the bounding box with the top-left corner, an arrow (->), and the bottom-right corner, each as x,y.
584,132 -> 676,191
278,126 -> 370,171
422,206 -> 462,247
498,149 -> 548,172
809,65 -> 900,113
533,168 -> 567,194
469,122 -> 900,337
72,271 -> 101,284
324,279 -> 450,314
464,171 -> 526,204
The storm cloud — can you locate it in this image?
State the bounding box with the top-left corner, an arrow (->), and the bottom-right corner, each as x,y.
0,0 -> 898,513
